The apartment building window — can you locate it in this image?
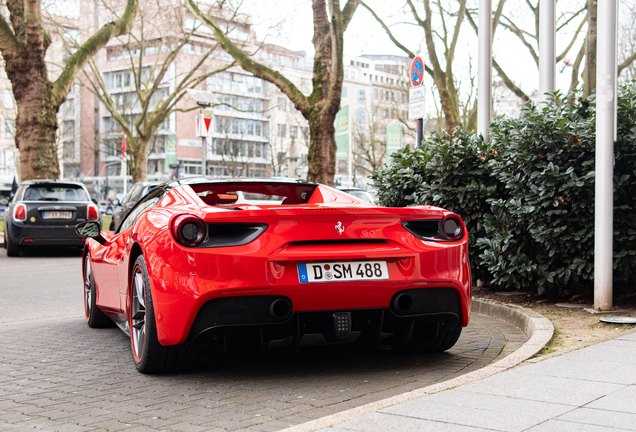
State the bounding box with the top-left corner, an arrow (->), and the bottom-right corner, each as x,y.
277,98 -> 286,111
62,120 -> 74,139
358,90 -> 366,104
342,87 -> 348,98
5,119 -> 14,139
290,126 -> 298,138
277,124 -> 286,138
106,71 -> 131,90
63,142 -> 75,159
3,89 -> 13,109
357,109 -> 366,128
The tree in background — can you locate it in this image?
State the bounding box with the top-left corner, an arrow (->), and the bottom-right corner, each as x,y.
0,0 -> 137,180
83,0 -> 233,183
362,0 -> 495,132
187,0 -> 361,186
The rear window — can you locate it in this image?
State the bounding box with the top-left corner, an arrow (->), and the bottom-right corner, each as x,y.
23,184 -> 89,202
191,183 -> 317,206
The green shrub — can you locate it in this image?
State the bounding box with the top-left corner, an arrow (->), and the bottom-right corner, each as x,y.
374,82 -> 636,295
373,129 -> 500,282
478,92 -> 596,292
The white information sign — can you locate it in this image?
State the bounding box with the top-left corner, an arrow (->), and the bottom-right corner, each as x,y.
408,86 -> 426,121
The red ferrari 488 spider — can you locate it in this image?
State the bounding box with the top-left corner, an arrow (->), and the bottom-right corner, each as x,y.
76,178 -> 471,374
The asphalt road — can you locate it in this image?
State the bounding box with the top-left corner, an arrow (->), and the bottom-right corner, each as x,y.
0,247 -> 529,431
0,246 -> 84,323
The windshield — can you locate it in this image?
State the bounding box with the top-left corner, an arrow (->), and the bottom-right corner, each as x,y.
23,185 -> 89,202
191,182 -> 317,206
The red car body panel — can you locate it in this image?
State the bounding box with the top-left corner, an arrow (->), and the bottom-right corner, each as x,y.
86,181 -> 471,347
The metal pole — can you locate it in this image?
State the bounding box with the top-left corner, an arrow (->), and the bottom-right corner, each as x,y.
121,158 -> 127,198
539,0 -> 556,101
594,0 -> 617,311
202,136 -> 207,176
478,0 -> 492,141
416,119 -> 423,147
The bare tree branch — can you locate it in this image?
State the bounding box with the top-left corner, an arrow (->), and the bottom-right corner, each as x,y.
187,0 -> 310,116
52,0 -> 138,103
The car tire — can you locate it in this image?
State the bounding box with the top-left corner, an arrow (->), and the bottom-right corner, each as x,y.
5,226 -> 20,257
392,324 -> 462,354
130,255 -> 199,374
83,254 -> 114,328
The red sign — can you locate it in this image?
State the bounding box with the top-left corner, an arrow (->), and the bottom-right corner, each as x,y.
410,56 -> 424,87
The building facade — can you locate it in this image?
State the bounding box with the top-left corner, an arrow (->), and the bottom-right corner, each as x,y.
2,2 -> 411,198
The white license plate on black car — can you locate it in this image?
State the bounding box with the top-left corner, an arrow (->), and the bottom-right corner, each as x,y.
42,211 -> 72,219
298,261 -> 389,283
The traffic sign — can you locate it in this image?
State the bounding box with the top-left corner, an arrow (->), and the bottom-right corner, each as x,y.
195,110 -> 214,137
408,85 -> 426,121
410,56 -> 424,87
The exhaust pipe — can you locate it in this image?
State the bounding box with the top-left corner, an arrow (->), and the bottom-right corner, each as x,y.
392,293 -> 414,313
269,298 -> 292,320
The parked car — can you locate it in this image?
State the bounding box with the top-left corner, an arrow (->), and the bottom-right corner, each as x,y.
76,177 -> 471,374
4,180 -> 100,256
109,181 -> 161,230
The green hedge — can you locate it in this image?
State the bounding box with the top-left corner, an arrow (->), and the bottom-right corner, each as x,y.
373,82 -> 636,295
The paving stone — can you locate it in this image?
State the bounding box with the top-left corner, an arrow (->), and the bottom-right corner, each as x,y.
555,407 -> 636,431
0,313 -> 522,430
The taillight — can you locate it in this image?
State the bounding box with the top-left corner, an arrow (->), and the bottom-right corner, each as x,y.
402,215 -> 465,242
171,215 -> 206,247
14,204 -> 27,221
87,205 -> 99,221
441,216 -> 464,241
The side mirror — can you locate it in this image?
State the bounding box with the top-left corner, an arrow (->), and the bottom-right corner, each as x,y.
112,198 -> 121,206
0,198 -> 8,206
75,221 -> 106,245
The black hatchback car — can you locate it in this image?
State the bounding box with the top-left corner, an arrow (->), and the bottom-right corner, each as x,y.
3,180 -> 101,256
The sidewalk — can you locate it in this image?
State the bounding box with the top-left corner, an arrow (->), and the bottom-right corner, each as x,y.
320,329 -> 636,431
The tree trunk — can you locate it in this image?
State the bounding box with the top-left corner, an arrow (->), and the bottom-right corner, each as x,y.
307,113 -> 337,184
6,52 -> 61,180
129,138 -> 148,183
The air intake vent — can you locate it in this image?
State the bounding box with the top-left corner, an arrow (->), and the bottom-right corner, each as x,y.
200,223 -> 268,248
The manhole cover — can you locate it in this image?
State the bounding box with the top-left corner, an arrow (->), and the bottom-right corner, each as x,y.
599,317 -> 636,324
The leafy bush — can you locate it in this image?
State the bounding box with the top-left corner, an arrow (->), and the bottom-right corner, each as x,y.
478,93 -> 596,292
373,129 -> 499,281
374,82 -> 636,295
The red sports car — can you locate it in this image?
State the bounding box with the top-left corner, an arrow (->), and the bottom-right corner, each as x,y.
76,178 -> 471,374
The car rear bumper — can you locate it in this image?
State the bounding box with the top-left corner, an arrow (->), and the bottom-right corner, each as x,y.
185,288 -> 462,349
7,221 -> 86,246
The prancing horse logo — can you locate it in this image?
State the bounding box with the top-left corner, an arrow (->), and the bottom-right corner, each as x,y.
335,221 -> 345,235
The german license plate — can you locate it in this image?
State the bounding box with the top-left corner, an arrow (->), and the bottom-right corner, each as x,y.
42,211 -> 72,219
298,261 -> 389,283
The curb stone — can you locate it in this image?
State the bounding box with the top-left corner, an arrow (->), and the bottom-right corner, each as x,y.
280,298 -> 555,432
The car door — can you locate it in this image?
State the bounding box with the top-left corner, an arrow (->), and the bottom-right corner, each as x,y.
113,188 -> 166,311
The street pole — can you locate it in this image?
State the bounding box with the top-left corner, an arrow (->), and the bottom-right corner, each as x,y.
539,0 -> 556,101
478,0 -> 492,141
202,136 -> 207,176
594,0 -> 617,311
416,119 -> 423,147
